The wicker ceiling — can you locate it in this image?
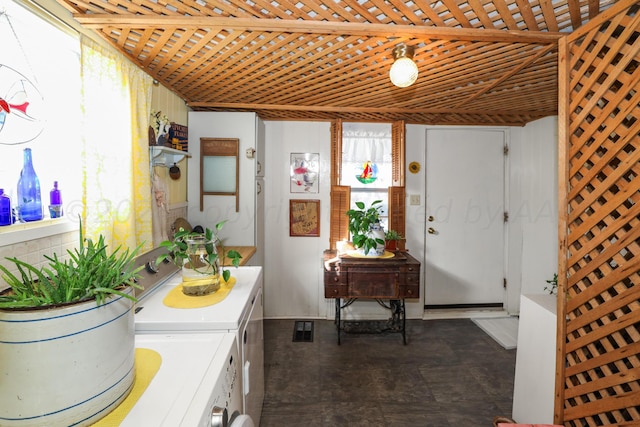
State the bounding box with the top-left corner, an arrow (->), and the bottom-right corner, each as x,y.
57,0 -> 618,126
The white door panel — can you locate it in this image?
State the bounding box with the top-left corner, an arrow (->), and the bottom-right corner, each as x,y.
425,129 -> 506,306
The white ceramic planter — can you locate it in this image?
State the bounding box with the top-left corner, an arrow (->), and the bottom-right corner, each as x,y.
0,288 -> 135,426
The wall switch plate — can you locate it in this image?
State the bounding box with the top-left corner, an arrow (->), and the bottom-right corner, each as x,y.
410,194 -> 420,205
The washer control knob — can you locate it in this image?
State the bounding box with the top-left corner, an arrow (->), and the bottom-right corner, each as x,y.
145,260 -> 159,274
211,406 -> 229,427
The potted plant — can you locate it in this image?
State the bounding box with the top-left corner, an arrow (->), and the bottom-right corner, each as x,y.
157,219 -> 242,296
384,229 -> 404,251
346,200 -> 386,256
0,219 -> 144,426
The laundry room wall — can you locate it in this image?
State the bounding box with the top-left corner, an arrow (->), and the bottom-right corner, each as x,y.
263,121 -> 332,318
261,117 -> 558,319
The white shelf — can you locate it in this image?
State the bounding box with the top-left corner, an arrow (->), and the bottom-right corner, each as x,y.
150,146 -> 191,166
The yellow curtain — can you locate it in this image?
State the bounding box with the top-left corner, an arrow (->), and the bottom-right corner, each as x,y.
79,36 -> 153,253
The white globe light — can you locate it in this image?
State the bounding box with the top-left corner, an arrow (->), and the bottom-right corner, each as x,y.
389,57 -> 418,87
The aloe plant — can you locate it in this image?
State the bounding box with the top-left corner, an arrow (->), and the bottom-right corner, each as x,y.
0,220 -> 143,308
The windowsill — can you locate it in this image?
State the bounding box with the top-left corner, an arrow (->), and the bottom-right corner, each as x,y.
0,218 -> 79,246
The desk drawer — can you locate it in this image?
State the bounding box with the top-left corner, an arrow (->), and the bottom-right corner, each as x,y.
347,268 -> 399,298
324,270 -> 347,297
401,271 -> 420,297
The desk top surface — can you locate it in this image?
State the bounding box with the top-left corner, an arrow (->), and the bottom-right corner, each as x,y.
323,249 -> 419,267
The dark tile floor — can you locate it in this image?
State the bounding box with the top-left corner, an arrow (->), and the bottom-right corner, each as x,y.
261,318 -> 516,427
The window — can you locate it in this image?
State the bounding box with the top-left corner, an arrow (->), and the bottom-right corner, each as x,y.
329,120 -> 405,250
341,122 -> 392,229
0,0 -> 81,219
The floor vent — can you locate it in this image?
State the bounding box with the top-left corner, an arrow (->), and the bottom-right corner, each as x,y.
292,320 -> 314,342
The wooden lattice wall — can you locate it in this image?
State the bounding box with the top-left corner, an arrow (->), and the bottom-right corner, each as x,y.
556,1 -> 640,425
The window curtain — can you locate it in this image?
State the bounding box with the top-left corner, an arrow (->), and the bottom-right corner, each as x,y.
79,35 -> 153,252
341,124 -> 392,189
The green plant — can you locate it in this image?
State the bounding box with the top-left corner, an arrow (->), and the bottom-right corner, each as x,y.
347,200 -> 385,255
545,273 -> 558,295
385,229 -> 403,240
0,220 -> 143,308
157,220 -> 242,283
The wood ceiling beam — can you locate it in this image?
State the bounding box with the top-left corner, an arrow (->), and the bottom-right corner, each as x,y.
74,14 -> 563,44
187,101 -> 554,116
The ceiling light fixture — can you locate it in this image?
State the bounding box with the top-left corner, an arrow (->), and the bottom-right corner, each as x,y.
389,43 -> 418,88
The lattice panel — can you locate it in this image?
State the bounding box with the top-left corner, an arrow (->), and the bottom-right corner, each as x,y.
58,0 -> 616,126
559,2 -> 640,425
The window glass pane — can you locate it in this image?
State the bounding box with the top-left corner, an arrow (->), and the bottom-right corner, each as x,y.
0,1 -> 81,218
202,156 -> 236,193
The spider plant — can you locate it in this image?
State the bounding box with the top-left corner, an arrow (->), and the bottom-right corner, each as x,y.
0,219 -> 143,309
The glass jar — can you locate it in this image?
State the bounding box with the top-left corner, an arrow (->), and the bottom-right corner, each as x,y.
181,236 -> 221,296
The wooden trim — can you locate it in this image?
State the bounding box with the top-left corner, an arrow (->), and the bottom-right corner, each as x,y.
554,34 -> 569,427
75,14 -> 564,43
330,119 -> 343,187
391,121 -> 405,187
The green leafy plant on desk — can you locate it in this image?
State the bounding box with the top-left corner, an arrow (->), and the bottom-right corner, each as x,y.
346,200 -> 385,255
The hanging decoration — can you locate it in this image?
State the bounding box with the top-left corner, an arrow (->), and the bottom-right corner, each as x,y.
0,12 -> 45,146
355,160 -> 378,184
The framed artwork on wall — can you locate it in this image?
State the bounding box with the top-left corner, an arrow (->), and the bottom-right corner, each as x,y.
290,153 -> 319,193
289,199 -> 320,237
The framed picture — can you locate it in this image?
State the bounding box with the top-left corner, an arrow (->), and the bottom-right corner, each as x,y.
289,199 -> 320,237
290,153 -> 319,193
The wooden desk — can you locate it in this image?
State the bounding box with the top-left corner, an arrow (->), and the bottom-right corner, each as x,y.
323,250 -> 421,344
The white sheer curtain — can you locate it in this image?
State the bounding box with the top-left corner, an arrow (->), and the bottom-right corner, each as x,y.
341,123 -> 392,226
341,123 -> 392,189
80,35 -> 153,252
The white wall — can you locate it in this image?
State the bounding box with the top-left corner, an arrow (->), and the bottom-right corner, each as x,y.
186,112 -> 259,246
508,116 -> 559,312
263,121 -> 331,318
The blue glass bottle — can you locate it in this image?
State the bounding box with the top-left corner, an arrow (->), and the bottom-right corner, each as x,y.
17,148 -> 43,222
0,189 -> 12,226
49,181 -> 63,218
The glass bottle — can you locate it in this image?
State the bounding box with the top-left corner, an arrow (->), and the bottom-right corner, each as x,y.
17,148 -> 43,222
0,189 -> 12,226
49,181 -> 63,218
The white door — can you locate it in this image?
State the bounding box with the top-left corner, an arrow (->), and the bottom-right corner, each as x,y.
424,129 -> 506,307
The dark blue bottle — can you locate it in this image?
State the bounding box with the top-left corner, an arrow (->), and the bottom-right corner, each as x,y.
0,189 -> 12,226
17,148 -> 43,222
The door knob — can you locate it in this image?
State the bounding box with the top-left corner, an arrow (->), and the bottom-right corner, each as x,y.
428,215 -> 434,222
428,227 -> 436,234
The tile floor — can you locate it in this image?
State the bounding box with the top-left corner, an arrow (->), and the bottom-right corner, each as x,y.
261,318 -> 516,427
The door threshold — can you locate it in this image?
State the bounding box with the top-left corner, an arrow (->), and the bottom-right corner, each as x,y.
423,308 -> 508,320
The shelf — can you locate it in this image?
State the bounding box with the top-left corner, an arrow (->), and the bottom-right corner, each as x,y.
150,146 -> 191,167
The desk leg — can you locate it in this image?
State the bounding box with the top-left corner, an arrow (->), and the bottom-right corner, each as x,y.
390,299 -> 407,345
335,297 -> 341,345
401,299 -> 406,345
